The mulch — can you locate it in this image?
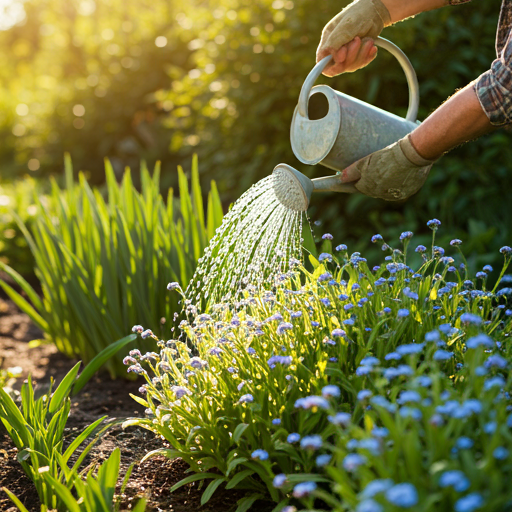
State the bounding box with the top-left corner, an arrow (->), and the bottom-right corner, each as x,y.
0,298 -> 272,512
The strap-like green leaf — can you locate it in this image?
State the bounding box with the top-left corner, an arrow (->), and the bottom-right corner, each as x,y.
48,362 -> 81,414
2,487 -> 31,512
232,423 -> 249,443
200,477 -> 226,506
235,493 -> 265,512
170,472 -> 221,493
72,334 -> 136,396
226,469 -> 255,490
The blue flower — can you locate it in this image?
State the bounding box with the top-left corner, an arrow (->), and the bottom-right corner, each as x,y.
372,427 -> 389,438
483,376 -> 505,391
397,343 -> 424,355
291,310 -> 302,319
273,474 -> 287,488
439,470 -> 470,492
371,234 -> 383,243
415,245 -> 427,253
172,386 -> 191,399
484,421 -> 497,434
370,396 -> 397,413
251,449 -> 268,461
460,312 -> 482,325
456,437 -> 474,449
300,435 -> 323,451
383,307 -> 392,314
384,365 -> 413,380
403,287 -> 419,300
397,391 -> 421,404
374,277 -> 387,287
434,349 -> 453,361
359,438 -> 381,455
123,356 -> 137,366
332,328 -> 345,337
318,272 -> 332,282
167,282 -> 181,290
343,453 -> 367,471
483,264 -> 493,273
322,385 -> 341,398
287,433 -> 301,443
361,479 -> 394,499
343,318 -> 355,326
397,309 -> 410,318
454,493 -> 483,512
292,482 -> 317,498
338,293 -> 349,301
427,219 -> 441,230
320,298 -> 331,307
239,394 -> 254,403
316,454 -> 332,467
336,244 -> 347,251
433,246 -> 445,256
131,325 -> 144,333
276,322 -> 293,336
466,334 -> 494,349
322,233 -> 333,240
294,395 -> 330,410
415,375 -> 432,387
271,418 -> 281,426
319,252 -> 332,262
360,356 -> 380,366
425,330 -> 440,342
385,483 -> 418,507
328,412 -> 351,426
357,389 -> 373,401
385,352 -> 401,361
356,365 -> 373,376
476,271 -> 487,279
399,407 -> 422,420
356,500 -> 383,512
450,239 -> 462,246
493,446 -> 509,460
400,231 -> 413,240
500,246 -> 512,255
484,354 -> 507,369
141,329 -> 154,339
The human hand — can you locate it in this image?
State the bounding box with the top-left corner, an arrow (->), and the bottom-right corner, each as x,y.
316,0 -> 390,77
319,37 -> 378,77
340,135 -> 437,201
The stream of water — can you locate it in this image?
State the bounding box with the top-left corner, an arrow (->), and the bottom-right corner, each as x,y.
186,175 -> 304,306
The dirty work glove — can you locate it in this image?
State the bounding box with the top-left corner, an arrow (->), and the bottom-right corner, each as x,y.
317,0 -> 391,60
342,135 -> 437,201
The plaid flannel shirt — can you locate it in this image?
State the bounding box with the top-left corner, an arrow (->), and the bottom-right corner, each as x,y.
451,0 -> 512,125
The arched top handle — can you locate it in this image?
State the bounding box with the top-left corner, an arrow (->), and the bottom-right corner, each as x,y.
297,37 -> 419,123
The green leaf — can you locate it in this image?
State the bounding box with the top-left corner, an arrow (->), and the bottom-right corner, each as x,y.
132,498 -> 147,512
2,487 -> 31,512
39,472 -> 81,512
200,477 -> 226,506
49,362 -> 81,414
232,423 -> 249,443
72,334 -> 137,396
226,470 -> 255,489
226,457 -> 248,476
235,494 -> 265,512
140,448 -> 182,464
170,472 -> 221,493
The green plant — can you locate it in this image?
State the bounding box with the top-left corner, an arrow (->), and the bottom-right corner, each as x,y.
0,334 -> 136,511
0,154 -> 223,377
0,363 -> 21,392
124,222 -> 512,511
3,448 -> 146,512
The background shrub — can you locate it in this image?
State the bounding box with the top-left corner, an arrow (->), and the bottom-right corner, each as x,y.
1,0 -> 509,271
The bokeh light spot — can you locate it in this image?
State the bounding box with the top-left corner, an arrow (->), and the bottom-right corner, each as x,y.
73,118 -> 85,129
12,124 -> 26,136
73,104 -> 85,117
27,159 -> 40,171
16,103 -> 29,116
155,36 -> 167,48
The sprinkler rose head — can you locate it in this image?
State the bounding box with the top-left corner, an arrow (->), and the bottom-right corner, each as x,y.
272,164 -> 313,212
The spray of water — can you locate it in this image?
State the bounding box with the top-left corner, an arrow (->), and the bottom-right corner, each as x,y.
186,176 -> 304,306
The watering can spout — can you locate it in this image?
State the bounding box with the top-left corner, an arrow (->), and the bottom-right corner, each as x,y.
272,164 -> 357,212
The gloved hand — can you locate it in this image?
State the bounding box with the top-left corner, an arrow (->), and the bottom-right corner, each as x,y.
341,134 -> 437,201
317,0 -> 391,76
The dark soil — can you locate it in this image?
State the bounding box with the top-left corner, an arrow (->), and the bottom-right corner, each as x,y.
0,299 -> 272,512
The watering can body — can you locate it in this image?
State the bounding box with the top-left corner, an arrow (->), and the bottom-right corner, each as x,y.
290,37 -> 420,172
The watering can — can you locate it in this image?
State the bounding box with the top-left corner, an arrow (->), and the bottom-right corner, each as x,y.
273,37 -> 420,211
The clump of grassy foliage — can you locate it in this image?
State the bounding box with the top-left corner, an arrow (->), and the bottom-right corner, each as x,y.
0,155 -> 223,377
126,221 -> 512,512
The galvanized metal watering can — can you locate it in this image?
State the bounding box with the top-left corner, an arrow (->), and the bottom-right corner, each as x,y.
273,37 -> 420,211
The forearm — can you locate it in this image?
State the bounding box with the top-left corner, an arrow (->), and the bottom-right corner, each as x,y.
409,83 -> 496,160
382,0 -> 449,24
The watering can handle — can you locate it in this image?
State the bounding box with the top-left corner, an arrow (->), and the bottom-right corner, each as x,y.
297,37 -> 419,123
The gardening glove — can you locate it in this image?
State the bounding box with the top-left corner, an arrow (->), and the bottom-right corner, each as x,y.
342,134 -> 437,201
317,0 -> 391,66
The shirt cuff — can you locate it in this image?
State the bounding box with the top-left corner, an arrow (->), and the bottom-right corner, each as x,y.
474,45 -> 512,126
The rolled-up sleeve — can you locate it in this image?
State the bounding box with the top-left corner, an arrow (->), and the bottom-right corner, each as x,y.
474,32 -> 512,126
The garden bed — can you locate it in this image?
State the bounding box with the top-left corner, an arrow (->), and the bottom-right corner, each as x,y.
0,297 -> 256,512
